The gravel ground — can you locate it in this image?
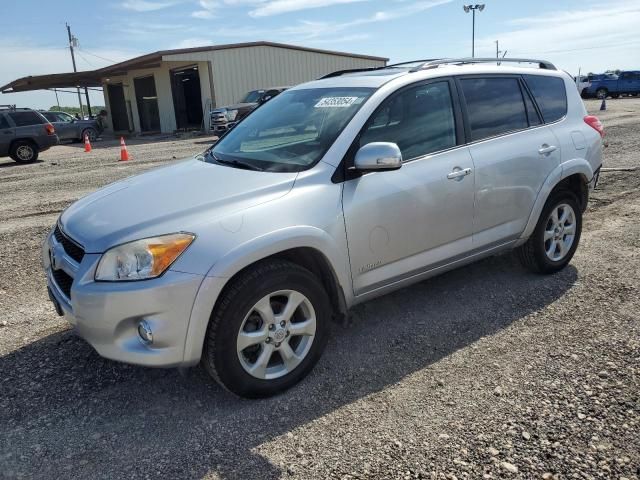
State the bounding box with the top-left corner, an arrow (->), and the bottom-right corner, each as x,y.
0,99 -> 638,479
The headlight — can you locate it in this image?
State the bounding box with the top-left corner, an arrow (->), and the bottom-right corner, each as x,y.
95,233 -> 195,281
225,109 -> 238,122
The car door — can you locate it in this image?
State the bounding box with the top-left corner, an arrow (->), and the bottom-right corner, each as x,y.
0,114 -> 15,156
342,79 -> 475,296
52,112 -> 76,140
457,75 -> 562,248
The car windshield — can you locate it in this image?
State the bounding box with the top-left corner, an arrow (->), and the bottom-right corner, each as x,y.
242,90 -> 265,103
208,87 -> 374,172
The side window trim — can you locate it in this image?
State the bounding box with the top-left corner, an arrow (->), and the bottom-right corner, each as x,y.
518,76 -> 543,127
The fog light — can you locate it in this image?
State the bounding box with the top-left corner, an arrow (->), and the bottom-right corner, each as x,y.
137,320 -> 153,344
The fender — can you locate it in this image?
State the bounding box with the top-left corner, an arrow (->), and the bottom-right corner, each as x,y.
181,225 -> 353,365
516,158 -> 594,245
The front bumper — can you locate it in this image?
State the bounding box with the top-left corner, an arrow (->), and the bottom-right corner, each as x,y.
43,230 -> 206,367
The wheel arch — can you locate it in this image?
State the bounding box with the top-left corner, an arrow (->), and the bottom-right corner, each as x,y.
517,161 -> 593,245
181,228 -> 352,365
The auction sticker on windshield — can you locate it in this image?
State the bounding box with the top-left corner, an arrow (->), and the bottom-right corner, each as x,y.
315,97 -> 360,108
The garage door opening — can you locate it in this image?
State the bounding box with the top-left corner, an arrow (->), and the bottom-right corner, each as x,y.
171,66 -> 203,131
134,75 -> 161,133
107,84 -> 130,132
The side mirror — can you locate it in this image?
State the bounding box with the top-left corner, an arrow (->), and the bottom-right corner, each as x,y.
354,142 -> 402,171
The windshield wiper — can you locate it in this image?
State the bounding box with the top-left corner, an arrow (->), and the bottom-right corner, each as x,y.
206,150 -> 263,171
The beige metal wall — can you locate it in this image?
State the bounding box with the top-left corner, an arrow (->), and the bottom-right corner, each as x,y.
101,60 -> 212,134
163,45 -> 386,107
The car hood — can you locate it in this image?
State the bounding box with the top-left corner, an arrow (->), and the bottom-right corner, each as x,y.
60,158 -> 298,253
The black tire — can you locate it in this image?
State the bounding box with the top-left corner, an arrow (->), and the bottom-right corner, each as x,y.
517,190 -> 582,274
596,88 -> 608,99
611,93 -> 620,99
9,140 -> 39,163
81,127 -> 98,142
202,259 -> 331,398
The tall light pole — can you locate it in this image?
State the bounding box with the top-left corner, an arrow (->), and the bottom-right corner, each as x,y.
463,4 -> 485,58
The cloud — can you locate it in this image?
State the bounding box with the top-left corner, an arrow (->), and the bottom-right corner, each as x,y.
214,0 -> 452,40
249,0 -> 370,18
120,0 -> 179,11
475,0 -> 640,72
191,0 -> 219,19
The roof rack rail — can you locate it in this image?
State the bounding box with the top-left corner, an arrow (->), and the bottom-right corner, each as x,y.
319,57 -> 556,80
0,104 -> 17,110
319,66 -> 386,79
408,57 -> 556,72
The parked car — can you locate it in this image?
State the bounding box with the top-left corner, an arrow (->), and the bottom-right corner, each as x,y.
209,87 -> 289,133
40,111 -> 101,142
582,71 -> 640,98
0,106 -> 58,163
43,58 -> 603,398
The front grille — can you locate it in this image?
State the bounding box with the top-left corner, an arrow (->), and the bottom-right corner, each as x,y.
53,225 -> 85,264
51,268 -> 73,299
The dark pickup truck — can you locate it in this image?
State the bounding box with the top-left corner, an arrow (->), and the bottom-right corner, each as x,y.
582,71 -> 640,99
209,87 -> 289,134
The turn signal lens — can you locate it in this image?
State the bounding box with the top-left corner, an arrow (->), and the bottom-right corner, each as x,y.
95,233 -> 195,281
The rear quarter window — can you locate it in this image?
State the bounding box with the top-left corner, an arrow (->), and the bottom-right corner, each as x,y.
8,111 -> 47,127
0,115 -> 10,129
524,75 -> 568,123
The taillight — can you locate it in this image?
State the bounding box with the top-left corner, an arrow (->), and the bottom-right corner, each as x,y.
584,115 -> 604,137
45,123 -> 55,135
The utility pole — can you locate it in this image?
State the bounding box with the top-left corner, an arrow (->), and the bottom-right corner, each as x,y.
495,40 -> 499,59
463,4 -> 485,58
66,23 -> 86,117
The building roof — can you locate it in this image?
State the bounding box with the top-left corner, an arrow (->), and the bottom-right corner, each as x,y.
1,41 -> 389,93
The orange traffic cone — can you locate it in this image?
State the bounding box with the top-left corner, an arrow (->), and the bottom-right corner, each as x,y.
119,137 -> 131,161
84,134 -> 92,152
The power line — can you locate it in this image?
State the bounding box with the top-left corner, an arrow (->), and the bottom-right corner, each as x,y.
75,49 -> 95,68
77,48 -> 119,64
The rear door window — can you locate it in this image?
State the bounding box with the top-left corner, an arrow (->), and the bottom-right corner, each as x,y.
523,75 -> 568,123
8,111 -> 47,127
459,77 -> 528,142
360,81 -> 457,160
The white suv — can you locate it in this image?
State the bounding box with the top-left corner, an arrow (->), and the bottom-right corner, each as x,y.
43,58 -> 603,398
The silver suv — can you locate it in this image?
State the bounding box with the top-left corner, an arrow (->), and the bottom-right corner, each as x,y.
43,58 -> 603,398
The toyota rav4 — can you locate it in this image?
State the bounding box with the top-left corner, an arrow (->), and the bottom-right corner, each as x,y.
43,58 -> 603,398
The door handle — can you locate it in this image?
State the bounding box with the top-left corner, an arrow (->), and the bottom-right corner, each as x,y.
447,167 -> 472,180
538,144 -> 557,155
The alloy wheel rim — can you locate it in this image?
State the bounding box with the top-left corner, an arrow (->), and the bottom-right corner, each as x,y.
237,289 -> 316,380
544,203 -> 576,261
16,145 -> 33,161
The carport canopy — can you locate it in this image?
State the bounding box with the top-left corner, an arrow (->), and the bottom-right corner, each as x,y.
0,71 -> 104,93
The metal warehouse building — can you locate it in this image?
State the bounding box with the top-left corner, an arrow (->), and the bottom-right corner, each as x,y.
1,41 -> 388,135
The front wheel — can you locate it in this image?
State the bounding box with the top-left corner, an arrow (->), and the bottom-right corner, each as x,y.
596,88 -> 608,99
517,191 -> 582,274
202,259 -> 331,398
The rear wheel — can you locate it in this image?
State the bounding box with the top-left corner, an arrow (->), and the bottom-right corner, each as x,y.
202,259 -> 331,398
517,191 -> 582,274
9,141 -> 39,163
